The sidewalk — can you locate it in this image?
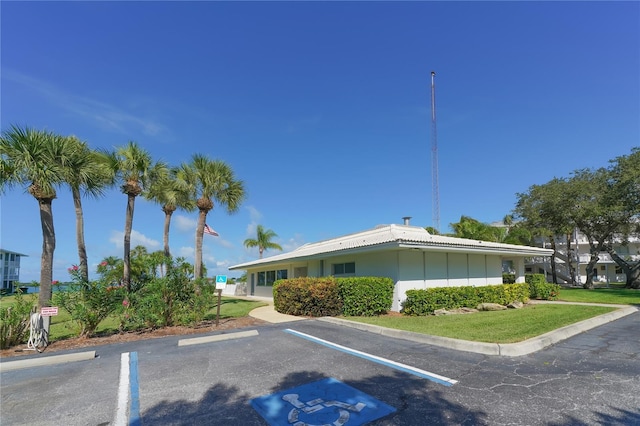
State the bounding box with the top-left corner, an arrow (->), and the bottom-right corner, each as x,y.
235,296 -> 306,324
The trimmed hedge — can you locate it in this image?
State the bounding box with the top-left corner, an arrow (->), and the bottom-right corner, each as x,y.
338,277 -> 394,316
273,276 -> 394,317
273,277 -> 343,317
502,273 -> 516,284
525,274 -> 560,300
401,283 -> 530,316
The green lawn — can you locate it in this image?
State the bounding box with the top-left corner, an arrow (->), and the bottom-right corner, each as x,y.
345,304 -> 617,343
557,286 -> 640,305
342,286 -> 638,344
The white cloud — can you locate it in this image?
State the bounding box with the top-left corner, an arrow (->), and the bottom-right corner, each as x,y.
177,246 -> 194,258
246,205 -> 262,224
282,233 -> 305,252
109,229 -> 161,251
174,214 -> 197,232
4,68 -> 167,137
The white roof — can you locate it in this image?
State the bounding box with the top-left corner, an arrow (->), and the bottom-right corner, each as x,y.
229,224 -> 553,270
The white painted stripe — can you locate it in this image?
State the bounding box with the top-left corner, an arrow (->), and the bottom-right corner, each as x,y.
285,329 -> 458,386
114,352 -> 130,426
0,351 -> 96,373
178,329 -> 259,346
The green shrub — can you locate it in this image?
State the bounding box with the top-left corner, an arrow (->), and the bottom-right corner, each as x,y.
502,273 -> 516,284
526,274 -> 560,300
0,291 -> 37,349
54,280 -> 126,338
338,277 -> 394,316
401,283 -> 530,316
273,277 -> 342,317
119,264 -> 212,331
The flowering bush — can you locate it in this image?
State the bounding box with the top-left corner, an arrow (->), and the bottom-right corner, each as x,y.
54,266 -> 125,337
118,258 -> 210,331
0,291 -> 36,349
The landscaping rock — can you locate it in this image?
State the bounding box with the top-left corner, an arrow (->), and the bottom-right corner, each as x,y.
507,301 -> 524,309
434,307 -> 479,315
477,303 -> 507,311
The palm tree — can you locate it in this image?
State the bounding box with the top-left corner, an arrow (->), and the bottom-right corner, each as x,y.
244,225 -> 283,259
144,165 -> 195,258
0,125 -> 71,313
104,141 -> 162,291
179,155 -> 245,278
62,136 -> 112,283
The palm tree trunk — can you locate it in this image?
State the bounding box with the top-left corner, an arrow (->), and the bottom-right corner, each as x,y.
194,209 -> 208,278
72,187 -> 89,284
38,198 -> 55,309
123,193 -> 136,291
163,210 -> 172,258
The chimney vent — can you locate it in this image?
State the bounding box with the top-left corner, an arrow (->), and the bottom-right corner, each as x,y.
402,216 -> 412,226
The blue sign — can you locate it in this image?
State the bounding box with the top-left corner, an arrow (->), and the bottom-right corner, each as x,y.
216,275 -> 227,284
251,377 -> 396,426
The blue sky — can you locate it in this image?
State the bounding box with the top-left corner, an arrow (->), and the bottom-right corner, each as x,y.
1,1 -> 638,283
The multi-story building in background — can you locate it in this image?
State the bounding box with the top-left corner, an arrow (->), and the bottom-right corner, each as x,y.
0,249 -> 27,292
525,231 -> 639,285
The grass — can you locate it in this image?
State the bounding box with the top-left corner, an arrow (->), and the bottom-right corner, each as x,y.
346,304 -> 617,343
557,286 -> 640,305
0,294 -> 267,342
341,286 -> 638,344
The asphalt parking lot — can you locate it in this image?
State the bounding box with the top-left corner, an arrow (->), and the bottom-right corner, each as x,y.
2,311 -> 640,425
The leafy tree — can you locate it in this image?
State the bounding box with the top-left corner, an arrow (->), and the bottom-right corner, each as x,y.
424,226 -> 440,235
515,148 -> 640,288
567,167 -> 626,288
515,178 -> 577,284
179,155 -> 245,278
104,142 -> 163,291
62,136 -> 112,283
601,148 -> 640,288
244,224 -> 283,259
0,125 -> 71,313
450,215 -> 504,242
144,165 -> 196,258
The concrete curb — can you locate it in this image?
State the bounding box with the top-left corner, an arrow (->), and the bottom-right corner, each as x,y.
0,350 -> 97,373
178,329 -> 259,346
318,305 -> 638,357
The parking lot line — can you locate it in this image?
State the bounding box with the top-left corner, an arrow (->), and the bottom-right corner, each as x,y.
115,352 -> 141,426
284,329 -> 458,386
114,352 -> 130,426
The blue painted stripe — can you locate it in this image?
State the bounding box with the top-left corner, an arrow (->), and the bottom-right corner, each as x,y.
129,352 -> 141,426
284,329 -> 457,386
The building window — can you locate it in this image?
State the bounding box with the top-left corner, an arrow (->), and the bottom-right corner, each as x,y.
257,269 -> 288,286
333,262 -> 355,275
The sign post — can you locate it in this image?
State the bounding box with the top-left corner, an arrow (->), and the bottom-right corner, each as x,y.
215,275 -> 227,326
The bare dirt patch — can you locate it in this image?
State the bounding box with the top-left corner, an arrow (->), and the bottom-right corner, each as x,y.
0,316 -> 266,359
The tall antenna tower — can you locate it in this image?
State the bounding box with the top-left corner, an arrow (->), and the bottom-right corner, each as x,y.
430,71 -> 441,232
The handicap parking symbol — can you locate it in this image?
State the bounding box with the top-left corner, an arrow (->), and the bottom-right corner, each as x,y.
250,377 -> 396,425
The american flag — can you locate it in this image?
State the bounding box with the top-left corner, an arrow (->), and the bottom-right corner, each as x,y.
204,224 -> 219,237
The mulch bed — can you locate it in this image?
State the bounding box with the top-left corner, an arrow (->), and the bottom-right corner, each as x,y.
0,316 -> 266,359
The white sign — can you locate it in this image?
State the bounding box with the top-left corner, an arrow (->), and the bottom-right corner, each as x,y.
215,275 -> 227,290
41,307 -> 59,317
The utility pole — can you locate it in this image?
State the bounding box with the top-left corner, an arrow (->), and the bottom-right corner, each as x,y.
430,71 -> 441,232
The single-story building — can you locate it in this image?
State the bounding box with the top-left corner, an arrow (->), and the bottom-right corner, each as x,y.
229,222 -> 554,311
